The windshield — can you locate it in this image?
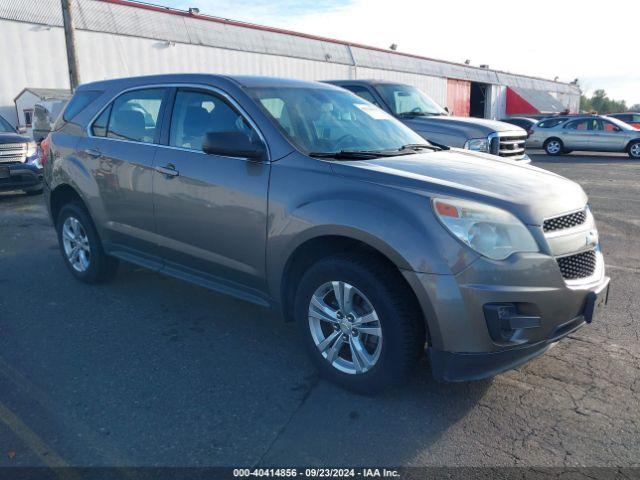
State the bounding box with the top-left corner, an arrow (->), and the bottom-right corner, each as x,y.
248,86 -> 429,155
0,115 -> 16,133
375,84 -> 447,116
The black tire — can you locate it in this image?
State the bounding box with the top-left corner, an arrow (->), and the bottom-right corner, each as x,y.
628,140 -> 640,159
294,253 -> 425,394
23,186 -> 43,196
544,138 -> 564,156
56,202 -> 119,284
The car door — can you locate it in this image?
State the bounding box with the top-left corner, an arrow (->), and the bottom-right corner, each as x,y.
560,118 -> 595,150
81,87 -> 168,263
152,87 -> 270,293
596,119 -> 628,151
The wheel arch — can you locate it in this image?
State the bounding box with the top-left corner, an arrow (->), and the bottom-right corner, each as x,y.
49,183 -> 90,226
278,233 -> 430,345
625,138 -> 640,152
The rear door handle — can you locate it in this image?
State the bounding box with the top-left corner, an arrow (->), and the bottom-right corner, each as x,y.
84,148 -> 102,158
155,164 -> 179,177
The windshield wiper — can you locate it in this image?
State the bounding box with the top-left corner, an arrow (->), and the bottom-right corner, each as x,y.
309,150 -> 403,160
398,112 -> 428,118
399,143 -> 442,152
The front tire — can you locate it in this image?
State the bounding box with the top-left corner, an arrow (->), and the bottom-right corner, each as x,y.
628,141 -> 640,159
56,202 -> 119,283
544,138 -> 564,156
294,254 -> 424,394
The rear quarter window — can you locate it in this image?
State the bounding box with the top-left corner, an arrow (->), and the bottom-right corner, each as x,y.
54,90 -> 103,129
537,118 -> 567,128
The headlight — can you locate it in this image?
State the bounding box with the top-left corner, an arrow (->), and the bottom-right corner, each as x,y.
26,141 -> 38,158
433,198 -> 539,260
464,138 -> 490,152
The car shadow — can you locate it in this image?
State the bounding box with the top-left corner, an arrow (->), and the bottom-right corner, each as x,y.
529,151 -> 632,164
2,246 -> 494,466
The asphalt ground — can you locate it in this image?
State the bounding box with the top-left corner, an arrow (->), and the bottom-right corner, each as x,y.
0,151 -> 638,471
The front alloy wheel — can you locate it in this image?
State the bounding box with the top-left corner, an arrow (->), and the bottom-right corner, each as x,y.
295,254 -> 424,393
308,281 -> 383,375
629,142 -> 640,159
61,216 -> 91,272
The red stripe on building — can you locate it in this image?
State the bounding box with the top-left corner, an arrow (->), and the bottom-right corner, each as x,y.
506,87 -> 539,115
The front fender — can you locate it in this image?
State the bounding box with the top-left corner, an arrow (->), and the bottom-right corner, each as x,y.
266,189 -> 477,303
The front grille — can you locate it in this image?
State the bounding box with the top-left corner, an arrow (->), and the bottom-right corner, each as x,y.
497,135 -> 526,158
557,250 -> 597,280
543,210 -> 587,232
0,142 -> 27,164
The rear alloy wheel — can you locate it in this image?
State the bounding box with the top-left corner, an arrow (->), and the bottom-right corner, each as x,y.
544,138 -> 563,155
295,254 -> 424,394
62,216 -> 92,273
629,141 -> 640,159
56,203 -> 119,283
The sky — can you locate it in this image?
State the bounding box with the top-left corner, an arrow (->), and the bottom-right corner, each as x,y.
154,0 -> 640,107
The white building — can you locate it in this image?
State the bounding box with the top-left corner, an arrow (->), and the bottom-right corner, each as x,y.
0,0 -> 580,128
13,87 -> 71,138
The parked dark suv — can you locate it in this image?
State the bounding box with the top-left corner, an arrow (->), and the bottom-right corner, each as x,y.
43,75 -> 610,392
0,114 -> 42,194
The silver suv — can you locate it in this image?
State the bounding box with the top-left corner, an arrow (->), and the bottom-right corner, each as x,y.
43,75 -> 610,392
528,115 -> 640,158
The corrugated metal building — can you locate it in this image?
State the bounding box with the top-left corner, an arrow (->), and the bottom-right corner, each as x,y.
0,0 -> 581,127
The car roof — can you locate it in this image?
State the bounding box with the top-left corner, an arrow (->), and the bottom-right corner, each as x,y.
78,74 -> 339,91
503,117 -> 538,122
325,79 -> 408,87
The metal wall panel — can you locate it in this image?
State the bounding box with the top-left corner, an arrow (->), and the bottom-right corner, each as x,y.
0,0 -> 581,121
75,30 -> 352,84
485,84 -> 507,120
0,21 -> 69,126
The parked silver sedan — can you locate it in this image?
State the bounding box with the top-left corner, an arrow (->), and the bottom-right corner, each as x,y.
527,115 -> 640,159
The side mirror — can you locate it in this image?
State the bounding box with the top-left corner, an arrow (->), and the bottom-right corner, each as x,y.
17,126 -> 27,134
444,107 -> 450,115
202,131 -> 266,160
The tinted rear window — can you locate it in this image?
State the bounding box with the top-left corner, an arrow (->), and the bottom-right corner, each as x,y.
62,90 -> 103,122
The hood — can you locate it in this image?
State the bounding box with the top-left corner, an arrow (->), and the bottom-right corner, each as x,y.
0,132 -> 30,144
330,149 -> 586,225
405,115 -> 526,138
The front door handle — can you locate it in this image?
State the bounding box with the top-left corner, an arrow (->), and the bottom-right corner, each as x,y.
155,164 -> 179,177
84,148 -> 102,158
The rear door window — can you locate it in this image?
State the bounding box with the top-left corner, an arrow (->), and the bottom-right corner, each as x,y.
565,119 -> 595,130
101,88 -> 166,144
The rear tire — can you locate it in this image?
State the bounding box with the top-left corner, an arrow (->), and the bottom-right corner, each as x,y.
628,141 -> 640,159
294,253 -> 425,394
544,138 -> 564,156
56,202 -> 119,284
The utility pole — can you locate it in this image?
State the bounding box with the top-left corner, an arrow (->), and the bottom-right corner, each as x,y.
61,0 -> 80,91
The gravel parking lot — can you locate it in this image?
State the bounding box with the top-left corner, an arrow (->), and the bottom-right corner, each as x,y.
0,151 -> 638,470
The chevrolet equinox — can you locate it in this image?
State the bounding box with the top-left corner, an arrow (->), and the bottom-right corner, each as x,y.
43,75 -> 610,393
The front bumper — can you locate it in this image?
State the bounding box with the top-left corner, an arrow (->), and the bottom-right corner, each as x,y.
0,162 -> 43,191
403,251 -> 610,382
